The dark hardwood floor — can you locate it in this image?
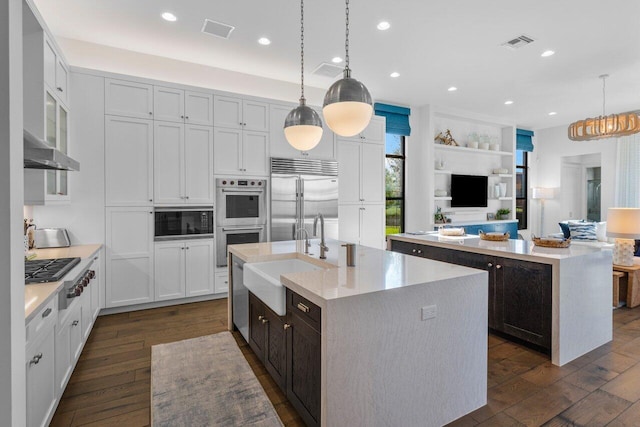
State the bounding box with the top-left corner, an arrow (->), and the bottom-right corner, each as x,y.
50,299 -> 640,426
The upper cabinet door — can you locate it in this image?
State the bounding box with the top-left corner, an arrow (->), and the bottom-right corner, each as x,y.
185,91 -> 214,126
360,142 -> 385,204
361,117 -> 385,144
43,38 -> 56,92
337,139 -> 361,204
214,95 -> 242,129
105,116 -> 154,206
213,127 -> 243,175
153,86 -> 185,123
184,125 -> 214,204
55,59 -> 68,105
105,79 -> 154,120
154,121 -> 185,205
242,131 -> 269,176
243,100 -> 269,132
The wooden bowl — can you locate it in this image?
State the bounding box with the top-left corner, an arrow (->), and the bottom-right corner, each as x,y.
532,236 -> 571,248
479,231 -> 510,241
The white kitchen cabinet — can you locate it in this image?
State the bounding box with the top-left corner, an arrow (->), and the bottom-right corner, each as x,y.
105,116 -> 154,206
43,36 -> 69,106
214,95 -> 269,131
153,87 -> 214,126
26,302 -> 57,427
338,204 -> 385,249
155,122 -> 214,205
214,271 -> 229,294
269,103 -> 335,160
341,115 -> 385,144
106,207 -> 155,307
54,300 -> 82,396
105,78 -> 154,119
337,138 -> 384,205
214,127 -> 269,176
154,239 -> 214,301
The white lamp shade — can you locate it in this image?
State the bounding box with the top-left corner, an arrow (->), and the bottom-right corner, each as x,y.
532,187 -> 554,200
322,101 -> 373,137
607,208 -> 640,238
284,125 -> 323,151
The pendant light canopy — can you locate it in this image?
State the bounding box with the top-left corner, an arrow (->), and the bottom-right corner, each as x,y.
284,0 -> 323,151
323,0 -> 373,137
568,74 -> 640,141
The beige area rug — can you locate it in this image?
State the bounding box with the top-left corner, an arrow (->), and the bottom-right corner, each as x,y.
151,332 -> 284,427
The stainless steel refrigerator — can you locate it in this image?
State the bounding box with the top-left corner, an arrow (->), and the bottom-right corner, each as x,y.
270,157 -> 339,242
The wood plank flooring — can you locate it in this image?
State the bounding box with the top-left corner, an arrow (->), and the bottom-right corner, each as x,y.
50,300 -> 640,426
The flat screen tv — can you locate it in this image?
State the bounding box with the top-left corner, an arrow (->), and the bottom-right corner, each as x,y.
451,174 -> 488,208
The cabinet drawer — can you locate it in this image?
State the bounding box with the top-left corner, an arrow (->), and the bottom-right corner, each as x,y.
26,298 -> 57,347
287,289 -> 321,332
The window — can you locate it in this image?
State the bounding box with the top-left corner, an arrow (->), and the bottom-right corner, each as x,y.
515,149 -> 528,230
385,134 -> 405,235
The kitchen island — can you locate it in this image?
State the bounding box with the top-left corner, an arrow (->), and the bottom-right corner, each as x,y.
388,233 -> 613,366
228,239 -> 489,427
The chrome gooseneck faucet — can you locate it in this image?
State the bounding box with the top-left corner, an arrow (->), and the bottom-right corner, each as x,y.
313,213 -> 329,259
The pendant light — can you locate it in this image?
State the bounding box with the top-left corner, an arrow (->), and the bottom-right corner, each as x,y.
568,74 -> 640,141
284,0 -> 324,151
323,0 -> 373,137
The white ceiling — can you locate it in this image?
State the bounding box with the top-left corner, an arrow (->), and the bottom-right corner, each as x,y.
32,0 -> 640,129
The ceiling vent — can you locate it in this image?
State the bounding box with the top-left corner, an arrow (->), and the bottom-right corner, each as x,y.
202,19 -> 235,39
311,63 -> 343,78
501,34 -> 535,50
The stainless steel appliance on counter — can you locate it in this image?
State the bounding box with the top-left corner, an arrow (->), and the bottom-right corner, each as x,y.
270,157 -> 338,242
216,178 -> 267,267
34,228 -> 71,248
154,207 -> 214,241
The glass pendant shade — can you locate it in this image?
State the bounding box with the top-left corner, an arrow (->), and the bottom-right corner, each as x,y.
284,101 -> 323,151
323,70 -> 373,137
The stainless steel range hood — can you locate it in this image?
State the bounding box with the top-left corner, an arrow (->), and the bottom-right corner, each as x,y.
23,130 -> 80,171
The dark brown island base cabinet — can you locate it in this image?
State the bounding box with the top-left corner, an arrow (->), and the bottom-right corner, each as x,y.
390,240 -> 552,352
247,289 -> 321,427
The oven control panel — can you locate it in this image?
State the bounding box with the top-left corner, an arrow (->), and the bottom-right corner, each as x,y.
216,178 -> 266,188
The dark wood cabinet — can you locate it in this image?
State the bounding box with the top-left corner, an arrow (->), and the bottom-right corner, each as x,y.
390,239 -> 552,351
247,289 -> 322,426
248,292 -> 286,390
286,289 -> 321,427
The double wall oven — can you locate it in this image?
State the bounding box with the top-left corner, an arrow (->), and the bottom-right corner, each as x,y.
216,178 -> 267,267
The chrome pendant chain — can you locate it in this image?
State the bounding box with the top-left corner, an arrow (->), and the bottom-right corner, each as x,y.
601,74 -> 607,117
300,0 -> 305,102
345,0 -> 350,72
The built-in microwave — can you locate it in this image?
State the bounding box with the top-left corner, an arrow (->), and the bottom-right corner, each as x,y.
154,207 -> 214,241
216,178 -> 267,227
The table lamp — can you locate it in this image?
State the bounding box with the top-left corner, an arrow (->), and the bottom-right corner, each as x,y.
607,208 -> 640,266
532,187 -> 555,236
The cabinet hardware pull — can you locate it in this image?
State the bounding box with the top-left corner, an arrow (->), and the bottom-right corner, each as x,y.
29,353 -> 43,366
185,116 -> 189,119
283,323 -> 291,330
181,115 -> 184,119
258,315 -> 265,321
496,265 -> 502,269
185,196 -> 189,199
149,112 -> 153,115
149,199 -> 153,202
57,87 -> 63,92
487,263 -> 493,268
412,249 -> 417,253
72,320 -> 79,326
417,249 -> 423,254
42,308 -> 52,318
186,247 -> 190,250
261,318 -> 269,324
297,302 -> 310,313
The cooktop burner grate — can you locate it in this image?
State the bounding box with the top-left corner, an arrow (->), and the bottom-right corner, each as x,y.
25,257 -> 81,284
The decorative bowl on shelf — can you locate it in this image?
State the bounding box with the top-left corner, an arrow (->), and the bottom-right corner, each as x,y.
532,236 -> 571,248
493,168 -> 509,174
479,231 -> 509,241
434,189 -> 448,197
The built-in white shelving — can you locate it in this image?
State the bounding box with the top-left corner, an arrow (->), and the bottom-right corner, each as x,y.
434,196 -> 453,201
434,144 -> 512,156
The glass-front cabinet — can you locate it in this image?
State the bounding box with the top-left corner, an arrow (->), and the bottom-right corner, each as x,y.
44,91 -> 70,200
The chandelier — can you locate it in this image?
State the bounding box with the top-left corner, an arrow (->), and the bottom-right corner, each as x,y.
568,75 -> 640,141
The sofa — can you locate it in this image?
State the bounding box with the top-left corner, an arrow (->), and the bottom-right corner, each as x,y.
553,220 -> 615,250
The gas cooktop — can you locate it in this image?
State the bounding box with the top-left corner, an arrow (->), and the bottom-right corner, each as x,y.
25,257 -> 81,284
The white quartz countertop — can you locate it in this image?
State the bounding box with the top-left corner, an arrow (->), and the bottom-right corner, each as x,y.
228,239 -> 486,308
389,233 -> 603,264
25,244 -> 102,323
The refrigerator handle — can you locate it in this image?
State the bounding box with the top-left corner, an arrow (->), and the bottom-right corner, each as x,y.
300,178 -> 305,229
293,179 -> 300,240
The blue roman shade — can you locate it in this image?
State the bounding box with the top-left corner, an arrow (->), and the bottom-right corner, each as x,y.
516,128 -> 534,152
374,103 -> 411,136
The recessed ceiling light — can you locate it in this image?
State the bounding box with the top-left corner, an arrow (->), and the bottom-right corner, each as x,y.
258,37 -> 271,46
541,50 -> 555,57
548,111 -> 557,116
390,72 -> 400,78
448,86 -> 457,92
504,100 -> 514,105
162,12 -> 177,22
377,21 -> 390,31
331,57 -> 343,64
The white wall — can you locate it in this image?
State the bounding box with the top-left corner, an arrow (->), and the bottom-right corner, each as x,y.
0,0 -> 26,424
405,105 -> 430,232
529,125 -> 617,237
57,37 -> 328,109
